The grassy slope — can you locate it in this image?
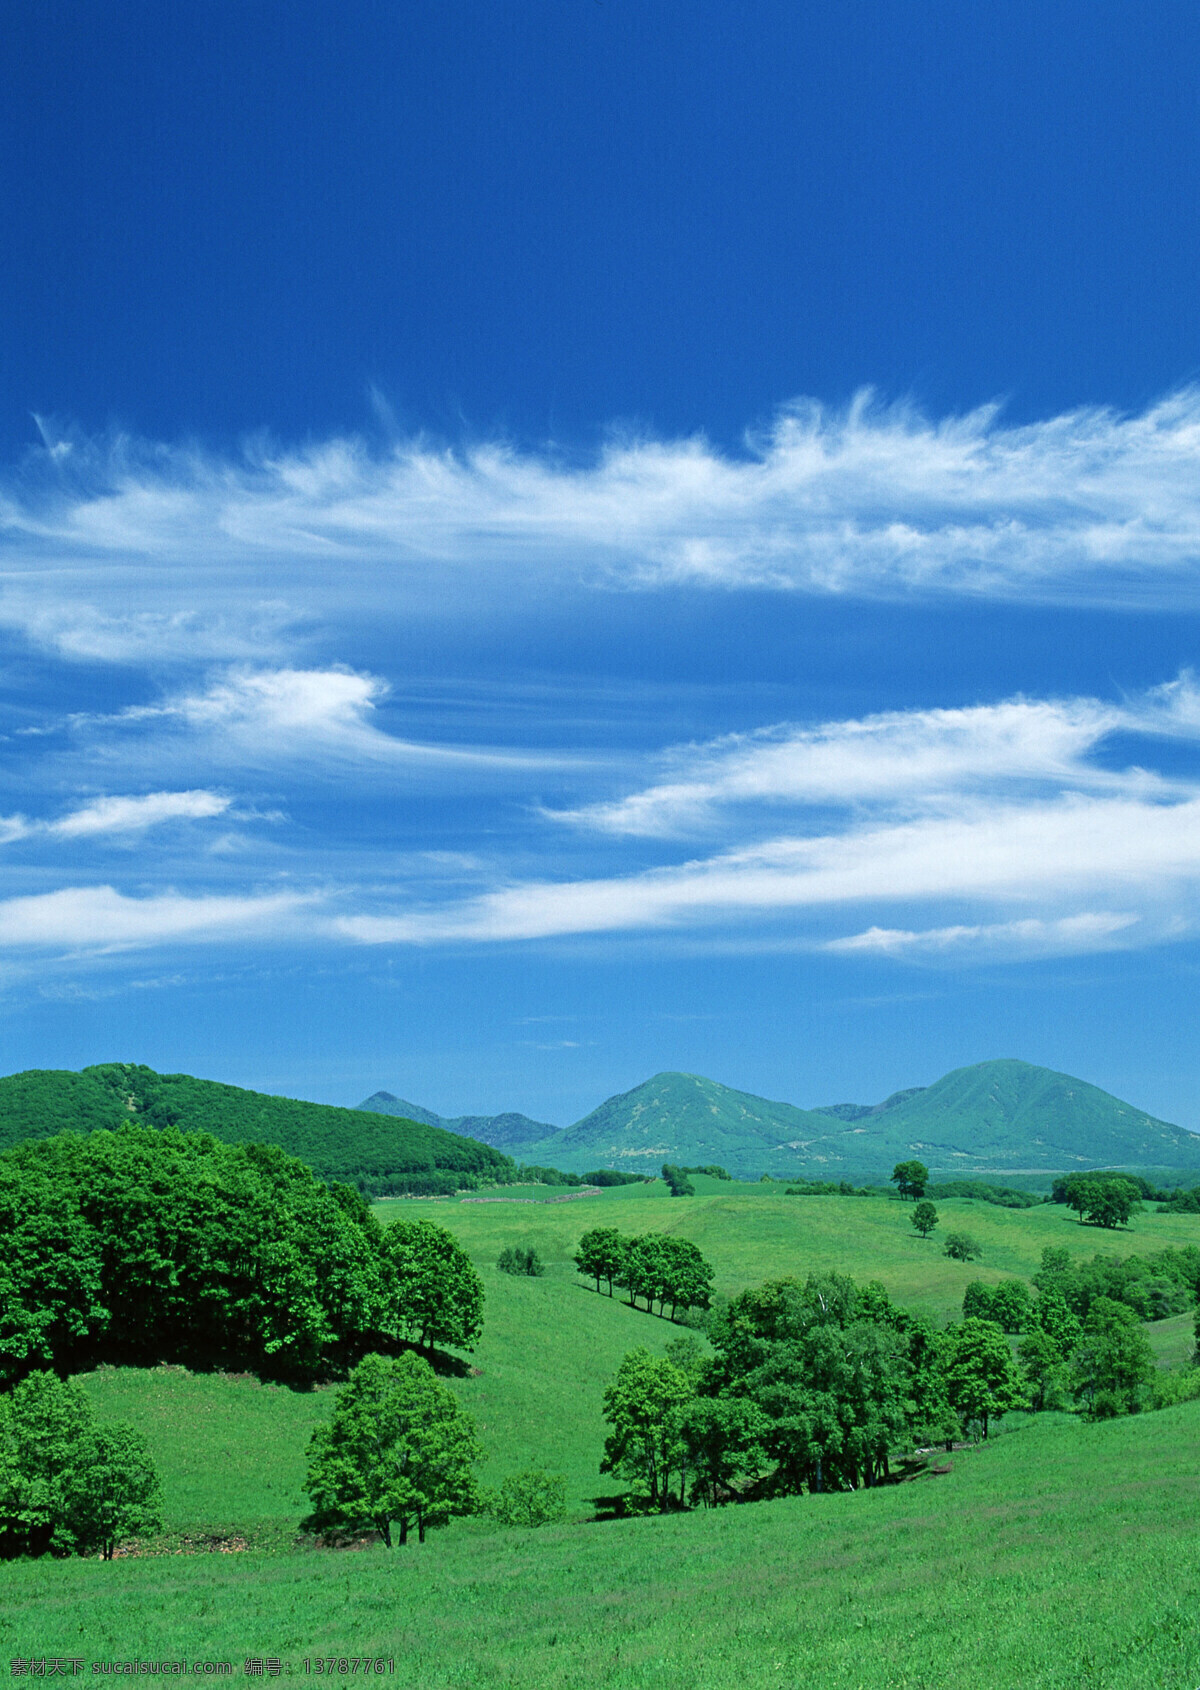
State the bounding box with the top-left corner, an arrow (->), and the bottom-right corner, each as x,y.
10,1185 -> 1200,1680
4,1405 -> 1200,1688
383,1179 -> 1200,1322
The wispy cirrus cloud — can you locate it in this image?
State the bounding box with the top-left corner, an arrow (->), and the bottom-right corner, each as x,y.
9,389 -> 1200,667
0,885 -> 308,951
0,789 -> 231,844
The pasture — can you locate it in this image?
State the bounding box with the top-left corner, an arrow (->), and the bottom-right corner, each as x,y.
5,1181 -> 1198,1682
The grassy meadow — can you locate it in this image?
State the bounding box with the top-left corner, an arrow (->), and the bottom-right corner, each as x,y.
5,1180 -> 1200,1682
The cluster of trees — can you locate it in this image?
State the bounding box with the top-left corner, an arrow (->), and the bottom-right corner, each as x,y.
1050,1174 -> 1144,1229
891,1161 -> 929,1200
785,1180 -> 871,1197
927,1180 -> 1039,1209
0,1126 -> 484,1385
515,1165 -> 647,1188
0,1372 -> 161,1559
599,1272 -> 1029,1511
575,1228 -> 714,1320
497,1244 -> 544,1277
661,1164 -> 695,1197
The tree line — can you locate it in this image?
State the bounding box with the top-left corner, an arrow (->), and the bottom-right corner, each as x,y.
574,1227 -> 714,1320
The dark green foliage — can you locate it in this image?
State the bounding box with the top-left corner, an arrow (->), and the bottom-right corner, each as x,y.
962,1279 -> 1032,1332
910,1200 -> 939,1237
0,1126 -> 390,1384
680,1165 -> 731,1180
678,1396 -> 769,1507
496,1244 -> 544,1277
381,1221 -> 484,1353
580,1169 -> 646,1187
891,1160 -> 928,1200
516,1165 -> 582,1187
485,1469 -> 567,1527
302,1352 -> 483,1546
942,1319 -> 1027,1437
1158,1184 -> 1200,1213
1050,1173 -> 1143,1229
943,1232 -> 982,1261
785,1179 -> 870,1196
600,1347 -> 694,1511
661,1163 -> 696,1197
619,1234 -> 714,1320
0,1371 -> 161,1559
0,1064 -> 516,1196
1070,1298 -> 1156,1418
1033,1243 -> 1200,1322
927,1180 -> 1039,1208
573,1227 -> 628,1295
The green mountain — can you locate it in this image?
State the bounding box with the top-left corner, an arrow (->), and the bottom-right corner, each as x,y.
357,1090 -> 560,1153
511,1071 -> 843,1180
506,1060 -> 1200,1183
0,1064 -> 515,1195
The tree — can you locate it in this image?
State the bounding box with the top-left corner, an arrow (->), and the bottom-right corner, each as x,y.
961,1281 -> 996,1322
678,1397 -> 769,1507
942,1319 -> 1027,1438
944,1232 -> 982,1261
891,1161 -> 929,1201
911,1201 -> 939,1238
381,1220 -> 484,1354
661,1164 -> 695,1197
1018,1328 -> 1070,1413
1032,1285 -> 1081,1357
0,1372 -> 160,1560
303,1352 -> 483,1546
1070,1297 -> 1156,1418
600,1348 -> 694,1510
988,1279 -> 1034,1334
1058,1175 -> 1142,1230
496,1244 -> 544,1277
573,1227 -> 628,1296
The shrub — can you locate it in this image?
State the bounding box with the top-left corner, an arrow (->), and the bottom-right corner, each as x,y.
486,1469 -> 567,1527
945,1232 -> 983,1261
497,1244 -> 545,1277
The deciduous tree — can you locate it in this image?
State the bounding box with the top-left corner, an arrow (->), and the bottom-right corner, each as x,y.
303,1352 -> 482,1546
382,1220 -> 484,1354
891,1160 -> 929,1201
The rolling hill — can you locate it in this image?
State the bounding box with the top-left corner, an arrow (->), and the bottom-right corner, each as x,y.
356,1089 -> 560,1152
0,1063 -> 516,1194
372,1060 -> 1200,1184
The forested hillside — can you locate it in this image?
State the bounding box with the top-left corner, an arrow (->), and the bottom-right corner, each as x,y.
0,1065 -> 516,1195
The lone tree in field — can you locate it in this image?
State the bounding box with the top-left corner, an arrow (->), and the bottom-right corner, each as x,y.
1059,1175 -> 1142,1230
381,1219 -> 484,1353
574,1226 -> 628,1295
944,1232 -> 982,1262
303,1352 -> 483,1546
891,1160 -> 929,1201
911,1200 -> 939,1238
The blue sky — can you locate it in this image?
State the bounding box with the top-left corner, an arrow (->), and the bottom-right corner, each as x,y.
5,1 -> 1200,1127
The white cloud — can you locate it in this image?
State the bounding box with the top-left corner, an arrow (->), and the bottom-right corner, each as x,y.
0,790 -> 231,844
11,390 -> 1200,664
49,790 -> 231,838
551,695 -> 1149,836
825,913 -> 1142,957
0,885 -> 307,951
334,791 -> 1200,951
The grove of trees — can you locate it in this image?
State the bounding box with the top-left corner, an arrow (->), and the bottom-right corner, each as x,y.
574,1228 -> 714,1320
0,1126 -> 485,1386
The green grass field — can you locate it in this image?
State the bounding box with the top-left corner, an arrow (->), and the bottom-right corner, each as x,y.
6,1182 -> 1200,1682
381,1180 -> 1200,1322
4,1404 -> 1200,1688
